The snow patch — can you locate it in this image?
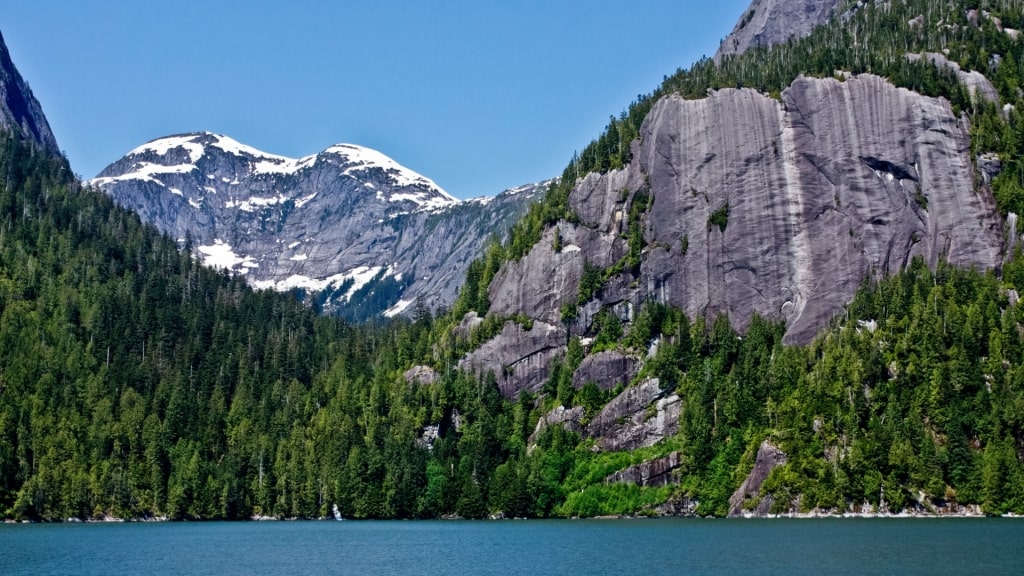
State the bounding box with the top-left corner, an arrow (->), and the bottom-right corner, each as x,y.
324,143 -> 458,208
295,192 -> 318,208
197,240 -> 257,271
225,194 -> 288,212
89,161 -> 197,187
384,299 -> 414,318
127,134 -> 206,163
252,265 -> 390,296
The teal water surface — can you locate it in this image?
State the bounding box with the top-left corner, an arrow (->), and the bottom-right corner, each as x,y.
2,518 -> 1022,575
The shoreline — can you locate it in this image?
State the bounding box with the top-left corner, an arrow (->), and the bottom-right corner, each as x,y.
5,509 -> 1022,524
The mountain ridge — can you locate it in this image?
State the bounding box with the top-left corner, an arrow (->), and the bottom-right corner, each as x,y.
714,0 -> 844,60
0,30 -> 60,155
90,131 -> 547,318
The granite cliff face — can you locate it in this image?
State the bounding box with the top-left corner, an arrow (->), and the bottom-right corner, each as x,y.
0,30 -> 60,154
714,0 -> 844,60
90,133 -> 545,318
466,72 -> 1005,400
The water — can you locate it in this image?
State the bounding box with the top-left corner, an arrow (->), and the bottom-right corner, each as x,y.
2,518 -> 1022,575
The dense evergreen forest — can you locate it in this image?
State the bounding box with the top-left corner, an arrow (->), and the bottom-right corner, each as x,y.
3,0 -> 1024,521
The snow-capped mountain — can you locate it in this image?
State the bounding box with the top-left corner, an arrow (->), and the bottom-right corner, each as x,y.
90,132 -> 547,318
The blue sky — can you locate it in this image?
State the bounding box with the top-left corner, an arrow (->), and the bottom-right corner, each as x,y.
5,1 -> 749,199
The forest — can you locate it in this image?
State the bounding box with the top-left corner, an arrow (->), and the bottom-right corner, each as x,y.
2,0 -> 1024,520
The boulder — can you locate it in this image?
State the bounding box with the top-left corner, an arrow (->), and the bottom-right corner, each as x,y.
728,440 -> 788,516
587,378 -> 681,451
528,405 -> 585,447
403,365 -> 439,385
572,350 -> 639,391
604,452 -> 681,487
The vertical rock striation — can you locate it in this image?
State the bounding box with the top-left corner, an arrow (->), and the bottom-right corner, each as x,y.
638,74 -> 1002,344
472,72 -> 1005,399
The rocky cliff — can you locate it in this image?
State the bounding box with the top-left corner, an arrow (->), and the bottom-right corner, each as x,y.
90,132 -> 545,318
714,0 -> 844,60
466,72 -> 1005,399
0,30 -> 60,154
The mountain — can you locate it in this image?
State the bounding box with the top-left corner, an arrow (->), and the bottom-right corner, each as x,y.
90,132 -> 546,319
459,0 -> 1015,397
714,0 -> 844,60
0,30 -> 60,155
5,1 -> 1024,523
464,72 -> 1004,397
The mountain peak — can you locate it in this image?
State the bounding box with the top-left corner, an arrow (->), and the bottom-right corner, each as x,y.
714,0 -> 844,61
97,132 -> 457,210
90,131 -> 546,319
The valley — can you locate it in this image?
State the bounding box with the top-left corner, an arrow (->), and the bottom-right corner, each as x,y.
2,0 -> 1024,522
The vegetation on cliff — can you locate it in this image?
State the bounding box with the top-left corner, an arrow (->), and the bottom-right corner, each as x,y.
4,0 -> 1024,521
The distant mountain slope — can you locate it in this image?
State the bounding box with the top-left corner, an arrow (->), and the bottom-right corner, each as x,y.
714,0 -> 844,60
0,30 -> 60,154
90,132 -> 546,318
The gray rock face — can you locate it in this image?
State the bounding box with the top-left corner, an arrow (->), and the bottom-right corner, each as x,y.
715,0 -> 844,61
728,441 -> 787,517
572,350 -> 638,391
403,365 -> 439,385
488,223 -> 626,328
907,52 -> 999,105
89,132 -> 545,318
587,378 -> 681,451
604,452 -> 681,487
528,405 -> 585,446
480,74 -> 1005,366
459,320 -> 566,398
0,30 -> 60,154
636,74 -> 1003,344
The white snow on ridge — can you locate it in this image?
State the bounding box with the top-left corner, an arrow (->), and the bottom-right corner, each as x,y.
90,161 -> 197,187
465,195 -> 494,206
94,132 -> 465,213
127,134 -> 206,163
325,143 -> 457,205
389,192 -> 458,211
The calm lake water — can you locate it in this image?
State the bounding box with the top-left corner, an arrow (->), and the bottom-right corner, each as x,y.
2,518 -> 1022,575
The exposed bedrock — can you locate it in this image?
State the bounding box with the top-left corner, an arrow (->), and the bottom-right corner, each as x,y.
470,74 -> 1004,398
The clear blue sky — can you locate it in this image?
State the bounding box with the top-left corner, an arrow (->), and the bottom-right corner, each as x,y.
5,1 -> 749,199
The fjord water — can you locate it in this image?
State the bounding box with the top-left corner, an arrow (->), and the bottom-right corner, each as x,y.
3,518 -> 1022,575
